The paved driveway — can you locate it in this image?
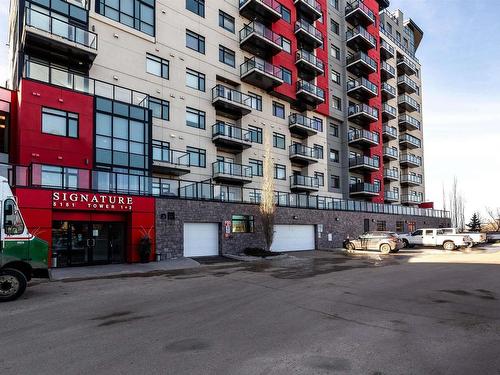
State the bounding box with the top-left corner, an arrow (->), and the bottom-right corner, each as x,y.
2,249 -> 500,375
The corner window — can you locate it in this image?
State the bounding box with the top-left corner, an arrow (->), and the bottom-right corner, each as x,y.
232,215 -> 254,233
146,54 -> 169,79
42,107 -> 78,138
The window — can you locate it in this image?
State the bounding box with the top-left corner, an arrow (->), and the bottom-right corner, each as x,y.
376,221 -> 387,231
281,67 -> 292,84
219,10 -> 234,32
186,68 -> 206,91
152,140 -> 170,162
331,69 -> 340,84
3,198 -> 24,235
332,95 -> 342,110
248,126 -> 262,143
315,172 -> 324,186
329,123 -> 339,137
330,19 -> 339,35
329,0 -> 339,10
146,54 -> 169,79
396,221 -> 405,233
387,23 -> 393,34
186,30 -> 205,54
42,107 -> 78,138
219,45 -> 235,67
280,5 -> 291,22
249,159 -> 263,177
273,133 -> 285,149
149,97 -> 169,120
281,37 -> 291,53
274,164 -> 286,180
186,107 -> 206,129
331,175 -> 340,189
314,144 -> 324,159
313,117 -> 323,132
396,31 -> 401,42
272,101 -> 285,119
232,215 -> 254,233
330,44 -> 340,60
186,0 -> 204,17
186,146 -> 206,167
329,149 -> 339,162
97,0 -> 155,36
40,165 -> 79,189
248,92 -> 262,111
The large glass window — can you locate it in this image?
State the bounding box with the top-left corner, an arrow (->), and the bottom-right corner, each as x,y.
42,107 -> 78,138
186,107 -> 206,129
249,159 -> 263,177
248,125 -> 262,144
186,30 -> 205,54
40,165 -> 78,189
186,146 -> 206,167
97,0 -> 155,36
232,215 -> 254,233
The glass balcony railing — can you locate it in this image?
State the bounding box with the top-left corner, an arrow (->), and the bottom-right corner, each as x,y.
383,124 -> 398,138
398,94 -> 419,109
345,0 -> 375,23
212,122 -> 252,142
348,129 -> 379,144
349,182 -> 380,194
347,77 -> 378,95
25,8 -> 97,50
289,144 -> 321,159
401,194 -> 422,204
399,114 -> 421,130
383,103 -> 397,117
240,57 -> 282,80
239,0 -> 281,13
397,56 -> 417,72
380,26 -> 419,63
384,168 -> 399,180
153,145 -> 190,166
381,61 -> 396,76
398,75 -> 418,91
297,0 -> 322,13
381,82 -> 396,96
346,25 -> 376,47
385,190 -> 400,201
289,113 -> 323,132
401,174 -> 422,185
400,153 -> 422,166
212,84 -> 254,108
239,21 -> 282,46
380,38 -> 395,55
290,174 -> 319,188
399,133 -> 422,148
349,156 -> 380,169
383,146 -> 398,158
296,49 -> 324,71
347,51 -> 378,71
296,80 -> 325,100
348,103 -> 379,119
295,19 -> 323,42
213,161 -> 252,178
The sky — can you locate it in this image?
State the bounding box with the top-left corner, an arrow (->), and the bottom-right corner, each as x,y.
0,0 -> 499,219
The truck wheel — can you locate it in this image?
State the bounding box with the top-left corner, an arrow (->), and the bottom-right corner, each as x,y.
443,241 -> 456,251
0,268 -> 27,302
380,244 -> 391,254
346,243 -> 356,251
402,239 -> 410,248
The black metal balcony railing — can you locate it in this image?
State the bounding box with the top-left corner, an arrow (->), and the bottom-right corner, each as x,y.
213,161 -> 252,178
296,49 -> 324,71
382,124 -> 398,138
5,163 -> 449,218
401,174 -> 423,185
401,194 -> 423,204
212,84 -> 254,108
400,153 -> 422,166
153,146 -> 191,166
349,182 -> 380,194
239,21 -> 282,46
296,80 -> 325,100
346,51 -> 378,71
385,190 -> 400,201
25,8 -> 97,50
212,122 -> 252,142
240,57 -> 282,80
399,114 -> 421,130
381,82 -> 396,97
295,19 -> 323,42
348,129 -> 379,144
347,77 -> 378,95
348,103 -> 379,119
289,113 -> 323,132
290,174 -> 319,188
349,156 -> 380,169
399,133 -> 422,148
384,168 -> 399,180
383,146 -> 398,158
289,144 -> 321,159
345,0 -> 376,24
346,25 -> 377,46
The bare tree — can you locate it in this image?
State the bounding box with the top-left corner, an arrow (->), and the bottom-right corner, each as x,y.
259,131 -> 275,251
485,207 -> 500,232
448,177 -> 466,230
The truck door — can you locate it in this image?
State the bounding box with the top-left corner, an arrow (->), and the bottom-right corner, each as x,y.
2,198 -> 29,261
410,230 -> 424,245
422,229 -> 437,246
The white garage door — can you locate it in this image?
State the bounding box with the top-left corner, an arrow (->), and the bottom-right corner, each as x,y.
183,223 -> 219,257
271,225 -> 315,252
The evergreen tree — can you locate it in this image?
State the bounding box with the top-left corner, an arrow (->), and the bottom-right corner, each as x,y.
466,212 -> 482,232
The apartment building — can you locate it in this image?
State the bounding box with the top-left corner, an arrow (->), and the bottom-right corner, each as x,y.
2,0 -> 446,267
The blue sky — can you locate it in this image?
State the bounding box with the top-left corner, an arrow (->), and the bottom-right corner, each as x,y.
0,0 -> 499,218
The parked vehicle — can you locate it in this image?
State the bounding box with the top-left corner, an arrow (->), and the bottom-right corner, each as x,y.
399,228 -> 473,250
439,228 -> 486,245
344,231 -> 403,254
487,232 -> 500,242
0,177 -> 49,302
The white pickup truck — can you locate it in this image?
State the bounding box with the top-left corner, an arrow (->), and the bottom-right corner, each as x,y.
399,228 -> 473,250
438,228 -> 486,245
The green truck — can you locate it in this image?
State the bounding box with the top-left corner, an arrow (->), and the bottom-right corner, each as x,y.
0,177 -> 49,301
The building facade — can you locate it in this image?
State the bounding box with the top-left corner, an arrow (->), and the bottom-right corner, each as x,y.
3,0 -> 445,266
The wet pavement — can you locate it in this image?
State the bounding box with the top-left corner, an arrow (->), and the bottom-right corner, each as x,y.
2,249 -> 500,374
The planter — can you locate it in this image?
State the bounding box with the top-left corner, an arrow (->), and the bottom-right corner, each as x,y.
138,237 -> 152,263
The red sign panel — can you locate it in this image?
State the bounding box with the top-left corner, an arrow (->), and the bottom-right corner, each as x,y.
52,191 -> 133,211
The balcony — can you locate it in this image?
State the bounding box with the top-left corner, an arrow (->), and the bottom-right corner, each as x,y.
400,153 -> 422,168
382,103 -> 397,121
382,124 -> 398,140
294,0 -> 322,22
289,113 -> 322,137
296,80 -> 325,106
398,94 -> 419,112
399,133 -> 422,149
384,190 -> 400,203
212,85 -> 253,119
239,21 -> 282,58
23,8 -> 97,69
212,122 -> 252,151
294,19 -> 323,49
349,155 -> 380,172
290,174 -> 320,192
349,182 -> 380,197
348,129 -> 379,148
345,0 -> 376,27
346,51 -> 377,77
212,161 -> 252,184
347,77 -> 378,100
346,26 -> 377,52
401,174 -> 423,186
383,146 -> 398,161
401,194 -> 422,205
381,82 -> 396,100
381,61 -> 396,81
239,0 -> 282,22
397,55 -> 417,76
295,50 -> 324,79
397,75 -> 418,94
152,146 -> 191,176
380,38 -> 395,60
347,104 -> 378,125
289,144 -> 321,165
240,57 -> 283,90
384,168 -> 399,182
398,114 -> 421,131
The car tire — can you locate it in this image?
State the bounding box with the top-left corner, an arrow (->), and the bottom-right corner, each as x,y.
443,241 -> 456,251
346,243 -> 356,251
402,239 -> 410,248
391,248 -> 400,253
0,268 -> 27,302
380,244 -> 391,254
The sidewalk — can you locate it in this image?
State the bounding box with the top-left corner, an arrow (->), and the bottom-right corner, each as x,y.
49,258 -> 201,281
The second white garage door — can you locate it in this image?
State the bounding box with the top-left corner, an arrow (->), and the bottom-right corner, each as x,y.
271,225 -> 315,252
183,223 -> 219,257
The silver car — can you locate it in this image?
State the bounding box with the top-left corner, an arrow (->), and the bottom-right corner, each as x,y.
344,231 -> 403,254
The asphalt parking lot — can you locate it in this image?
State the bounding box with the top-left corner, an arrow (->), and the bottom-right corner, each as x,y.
2,247 -> 500,375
